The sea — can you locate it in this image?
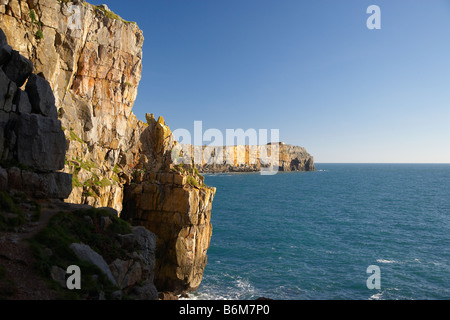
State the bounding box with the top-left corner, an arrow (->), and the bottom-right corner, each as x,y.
186,164 -> 450,300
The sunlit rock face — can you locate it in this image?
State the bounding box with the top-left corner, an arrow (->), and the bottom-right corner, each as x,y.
1,0 -> 216,294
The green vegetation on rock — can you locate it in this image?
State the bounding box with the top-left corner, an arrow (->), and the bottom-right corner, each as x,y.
186,176 -> 198,187
87,3 -> 136,25
0,191 -> 25,232
29,208 -> 132,299
0,191 -> 41,233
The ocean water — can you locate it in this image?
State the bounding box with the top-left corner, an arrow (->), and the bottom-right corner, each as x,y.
187,164 -> 450,300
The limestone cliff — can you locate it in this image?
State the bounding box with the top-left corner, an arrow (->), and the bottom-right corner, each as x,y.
0,0 -> 314,296
0,26 -> 158,300
0,0 -> 215,294
187,142 -> 315,173
1,0 -> 144,211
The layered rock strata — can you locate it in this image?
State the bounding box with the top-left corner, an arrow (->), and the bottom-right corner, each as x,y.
0,1 -> 216,294
121,114 -> 216,294
0,26 -> 159,299
0,0 -> 313,295
121,172 -> 215,294
1,0 -> 144,211
184,142 -> 315,173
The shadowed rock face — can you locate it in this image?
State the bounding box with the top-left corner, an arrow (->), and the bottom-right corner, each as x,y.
0,26 -> 71,200
0,1 -> 216,294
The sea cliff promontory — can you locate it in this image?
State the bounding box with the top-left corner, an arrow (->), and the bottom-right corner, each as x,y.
0,0 -> 314,299
0,0 -> 214,296
188,142 -> 315,173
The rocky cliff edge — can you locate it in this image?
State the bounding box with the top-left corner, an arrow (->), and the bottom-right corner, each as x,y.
0,0 -> 215,295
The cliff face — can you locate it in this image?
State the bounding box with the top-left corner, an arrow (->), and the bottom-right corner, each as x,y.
0,0 -> 215,294
278,144 -> 315,172
0,25 -> 158,300
189,143 -> 315,173
121,115 -> 216,294
1,0 -> 144,212
1,0 -> 314,296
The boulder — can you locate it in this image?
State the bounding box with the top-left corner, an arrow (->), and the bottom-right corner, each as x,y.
109,258 -> 142,290
25,74 -> 57,119
129,280 -> 158,300
70,243 -> 118,287
39,172 -> 73,199
50,265 -> 67,288
98,206 -> 118,217
132,226 -> 156,267
2,50 -> 33,87
158,291 -> 179,300
14,113 -> 66,172
109,226 -> 156,291
5,167 -> 72,199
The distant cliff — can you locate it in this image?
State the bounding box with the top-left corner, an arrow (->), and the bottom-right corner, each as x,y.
185,142 -> 315,173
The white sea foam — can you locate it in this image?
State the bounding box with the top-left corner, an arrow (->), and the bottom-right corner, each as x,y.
376,259 -> 397,264
369,292 -> 384,300
180,275 -> 257,300
180,291 -> 230,300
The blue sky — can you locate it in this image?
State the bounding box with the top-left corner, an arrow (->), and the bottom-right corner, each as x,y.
94,0 -> 450,163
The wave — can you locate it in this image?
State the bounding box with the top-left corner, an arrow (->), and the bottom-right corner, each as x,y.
369,292 -> 384,300
181,275 -> 256,300
376,259 -> 398,264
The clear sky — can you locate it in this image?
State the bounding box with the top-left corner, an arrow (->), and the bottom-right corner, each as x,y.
92,0 -> 450,163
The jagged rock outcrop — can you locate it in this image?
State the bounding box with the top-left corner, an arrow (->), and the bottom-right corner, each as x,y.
68,224 -> 158,299
30,205 -> 159,300
278,143 -> 315,172
187,142 -> 315,173
0,1 -> 216,294
121,114 -> 216,294
121,170 -> 215,294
